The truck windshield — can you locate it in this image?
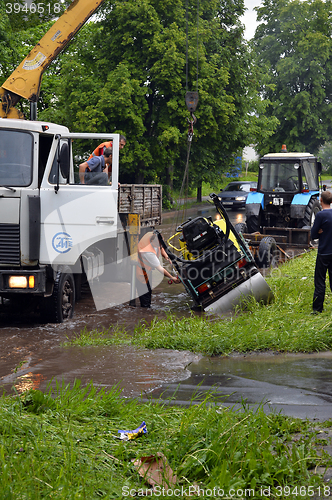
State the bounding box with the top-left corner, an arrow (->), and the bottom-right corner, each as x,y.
259,162 -> 299,192
0,130 -> 33,187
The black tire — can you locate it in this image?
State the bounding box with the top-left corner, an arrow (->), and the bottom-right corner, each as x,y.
246,214 -> 260,233
300,198 -> 321,227
43,267 -> 75,323
234,222 -> 248,234
258,237 -> 278,268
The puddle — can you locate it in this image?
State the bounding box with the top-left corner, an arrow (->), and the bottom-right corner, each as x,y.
1,340 -> 201,397
148,351 -> 332,421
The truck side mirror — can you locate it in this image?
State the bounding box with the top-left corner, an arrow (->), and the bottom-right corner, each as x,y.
60,142 -> 70,181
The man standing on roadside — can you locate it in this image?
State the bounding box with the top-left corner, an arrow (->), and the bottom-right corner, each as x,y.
311,190 -> 332,313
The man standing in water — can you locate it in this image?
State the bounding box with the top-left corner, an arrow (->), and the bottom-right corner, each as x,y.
136,232 -> 180,308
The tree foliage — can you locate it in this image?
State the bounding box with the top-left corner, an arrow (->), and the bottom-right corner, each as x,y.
36,0 -> 276,189
318,142 -> 332,174
1,0 -> 277,193
0,1 -> 71,116
253,0 -> 332,155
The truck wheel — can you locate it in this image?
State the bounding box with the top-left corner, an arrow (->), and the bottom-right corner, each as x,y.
43,267 -> 75,323
234,222 -> 248,234
246,214 -> 260,233
258,237 -> 278,268
300,198 -> 321,227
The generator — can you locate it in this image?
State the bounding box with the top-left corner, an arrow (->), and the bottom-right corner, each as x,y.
156,193 -> 273,315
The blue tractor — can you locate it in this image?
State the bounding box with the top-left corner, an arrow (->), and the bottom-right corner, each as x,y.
245,148 -> 322,234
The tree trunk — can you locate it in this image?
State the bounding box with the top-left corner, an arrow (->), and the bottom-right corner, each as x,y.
197,183 -> 202,202
165,162 -> 174,203
135,168 -> 145,184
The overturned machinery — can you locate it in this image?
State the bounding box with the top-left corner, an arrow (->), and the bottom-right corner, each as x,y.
156,193 -> 273,315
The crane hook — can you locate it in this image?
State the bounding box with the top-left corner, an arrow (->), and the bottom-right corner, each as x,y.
187,113 -> 197,142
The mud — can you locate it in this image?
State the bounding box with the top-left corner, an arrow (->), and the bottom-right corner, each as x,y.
0,279 -> 201,396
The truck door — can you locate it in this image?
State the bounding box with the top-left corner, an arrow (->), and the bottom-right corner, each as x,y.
39,133 -> 120,267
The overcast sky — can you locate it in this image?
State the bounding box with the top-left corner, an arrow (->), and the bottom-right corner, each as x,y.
240,0 -> 262,40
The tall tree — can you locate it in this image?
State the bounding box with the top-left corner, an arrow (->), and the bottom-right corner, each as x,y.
38,0 -> 276,191
253,0 -> 332,155
318,142 -> 332,174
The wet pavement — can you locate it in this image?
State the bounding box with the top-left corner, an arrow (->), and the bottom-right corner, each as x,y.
0,279 -> 199,398
1,202 -> 332,422
147,351 -> 332,422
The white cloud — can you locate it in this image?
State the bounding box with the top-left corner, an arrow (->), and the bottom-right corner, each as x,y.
240,0 -> 262,40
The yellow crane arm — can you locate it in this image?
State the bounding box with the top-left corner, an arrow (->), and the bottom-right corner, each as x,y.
0,0 -> 105,119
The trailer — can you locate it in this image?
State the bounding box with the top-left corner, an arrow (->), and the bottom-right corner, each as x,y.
233,225 -> 315,268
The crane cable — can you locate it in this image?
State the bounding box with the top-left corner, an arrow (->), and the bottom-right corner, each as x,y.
173,0 -> 199,232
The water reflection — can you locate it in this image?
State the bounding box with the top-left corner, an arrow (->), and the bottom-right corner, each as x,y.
14,372 -> 46,393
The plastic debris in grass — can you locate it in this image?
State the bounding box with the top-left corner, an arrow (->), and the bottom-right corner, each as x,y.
117,421 -> 147,441
132,453 -> 177,491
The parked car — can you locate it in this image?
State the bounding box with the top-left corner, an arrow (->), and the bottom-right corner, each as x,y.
218,181 -> 257,210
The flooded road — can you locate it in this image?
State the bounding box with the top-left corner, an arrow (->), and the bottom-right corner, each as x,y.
0,202 -> 221,396
1,202 -> 332,421
0,276 -> 200,397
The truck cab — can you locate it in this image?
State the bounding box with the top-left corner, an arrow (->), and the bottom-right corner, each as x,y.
0,119 -> 123,321
245,150 -> 322,233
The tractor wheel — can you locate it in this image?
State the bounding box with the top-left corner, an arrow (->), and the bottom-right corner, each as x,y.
234,222 -> 248,234
300,198 -> 321,227
246,214 -> 260,233
42,267 -> 75,323
258,237 -> 278,268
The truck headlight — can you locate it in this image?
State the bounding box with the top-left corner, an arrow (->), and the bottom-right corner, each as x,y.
8,276 -> 35,289
235,196 -> 246,201
9,276 -> 28,288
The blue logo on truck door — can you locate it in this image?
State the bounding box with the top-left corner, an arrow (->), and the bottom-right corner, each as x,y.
52,232 -> 73,253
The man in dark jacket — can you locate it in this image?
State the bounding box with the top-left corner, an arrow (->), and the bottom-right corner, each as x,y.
78,147 -> 113,185
311,190 -> 332,313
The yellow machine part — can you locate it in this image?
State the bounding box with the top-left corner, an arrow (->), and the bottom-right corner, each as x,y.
128,213 -> 141,261
214,219 -> 240,251
0,88 -> 24,119
0,0 -> 105,118
167,218 -> 240,261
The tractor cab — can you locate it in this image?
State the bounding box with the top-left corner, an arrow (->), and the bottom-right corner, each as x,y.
245,147 -> 322,232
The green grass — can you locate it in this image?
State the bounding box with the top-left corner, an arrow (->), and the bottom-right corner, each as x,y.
0,381 -> 331,498
65,250 -> 332,356
3,250 -> 332,497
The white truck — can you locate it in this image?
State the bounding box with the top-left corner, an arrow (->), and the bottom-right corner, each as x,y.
0,120 -> 162,322
0,0 -> 162,322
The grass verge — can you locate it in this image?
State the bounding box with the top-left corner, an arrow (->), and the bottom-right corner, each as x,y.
65,250 -> 332,356
0,381 -> 331,498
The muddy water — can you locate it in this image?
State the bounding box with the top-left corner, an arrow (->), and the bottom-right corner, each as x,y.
0,202 -> 227,396
0,277 -> 201,396
148,351 -> 332,421
3,204 -> 330,422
